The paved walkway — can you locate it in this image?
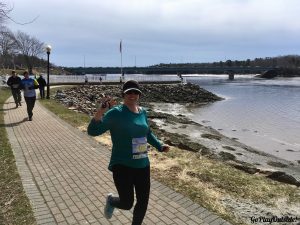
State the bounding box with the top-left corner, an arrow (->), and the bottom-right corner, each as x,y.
4,96 -> 231,225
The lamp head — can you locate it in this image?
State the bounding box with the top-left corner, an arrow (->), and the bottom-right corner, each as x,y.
45,44 -> 52,54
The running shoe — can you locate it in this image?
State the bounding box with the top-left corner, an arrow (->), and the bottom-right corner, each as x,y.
104,193 -> 114,219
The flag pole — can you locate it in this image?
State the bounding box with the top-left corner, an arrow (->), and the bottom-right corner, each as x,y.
120,39 -> 123,77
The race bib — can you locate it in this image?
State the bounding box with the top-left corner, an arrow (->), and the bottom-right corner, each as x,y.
132,137 -> 148,159
24,83 -> 30,91
12,84 -> 19,88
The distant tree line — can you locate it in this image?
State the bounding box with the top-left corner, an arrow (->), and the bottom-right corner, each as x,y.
152,55 -> 300,69
146,55 -> 300,76
67,55 -> 300,76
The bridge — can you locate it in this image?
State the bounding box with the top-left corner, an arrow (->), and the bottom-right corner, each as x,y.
67,66 -> 276,75
1,67 -> 278,87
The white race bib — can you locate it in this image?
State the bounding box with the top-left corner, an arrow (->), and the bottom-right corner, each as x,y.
132,137 -> 148,159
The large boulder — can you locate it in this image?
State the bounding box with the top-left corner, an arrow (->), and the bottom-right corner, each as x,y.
267,171 -> 300,187
257,70 -> 278,79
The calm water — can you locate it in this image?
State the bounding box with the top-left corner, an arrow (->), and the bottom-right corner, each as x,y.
186,75 -> 300,162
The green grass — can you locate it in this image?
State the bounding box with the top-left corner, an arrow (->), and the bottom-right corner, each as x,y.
39,87 -> 90,128
40,99 -> 90,128
0,87 -> 36,225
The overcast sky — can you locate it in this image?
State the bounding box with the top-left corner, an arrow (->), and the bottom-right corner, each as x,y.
6,0 -> 300,67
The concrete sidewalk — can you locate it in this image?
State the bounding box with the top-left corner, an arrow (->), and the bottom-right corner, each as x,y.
4,96 -> 231,225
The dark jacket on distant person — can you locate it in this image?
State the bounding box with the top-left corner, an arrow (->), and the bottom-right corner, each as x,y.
37,76 -> 47,87
7,76 -> 22,90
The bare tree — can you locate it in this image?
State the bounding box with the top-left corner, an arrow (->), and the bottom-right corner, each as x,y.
1,1 -> 38,26
15,31 -> 44,74
0,2 -> 10,25
0,26 -> 18,68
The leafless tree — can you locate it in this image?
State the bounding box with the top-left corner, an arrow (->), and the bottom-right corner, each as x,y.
0,26 -> 18,68
0,2 -> 13,25
15,31 -> 44,73
1,1 -> 38,26
0,26 -> 16,54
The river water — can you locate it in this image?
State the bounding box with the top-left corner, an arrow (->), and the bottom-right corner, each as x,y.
185,75 -> 300,163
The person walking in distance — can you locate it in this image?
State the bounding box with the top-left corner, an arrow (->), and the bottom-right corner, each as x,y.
37,74 -> 47,99
7,70 -> 22,108
88,80 -> 169,225
20,71 -> 39,121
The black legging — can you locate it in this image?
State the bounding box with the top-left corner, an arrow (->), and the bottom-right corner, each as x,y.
39,87 -> 45,99
24,96 -> 36,118
111,164 -> 150,225
11,89 -> 21,104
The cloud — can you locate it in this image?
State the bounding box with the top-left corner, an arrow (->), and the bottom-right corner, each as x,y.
6,0 -> 300,67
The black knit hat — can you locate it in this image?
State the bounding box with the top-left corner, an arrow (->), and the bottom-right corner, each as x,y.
122,80 -> 142,94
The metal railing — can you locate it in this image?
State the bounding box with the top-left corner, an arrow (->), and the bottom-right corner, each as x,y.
1,74 -> 185,86
49,74 -> 182,83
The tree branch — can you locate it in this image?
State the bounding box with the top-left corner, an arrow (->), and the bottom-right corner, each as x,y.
1,2 -> 39,25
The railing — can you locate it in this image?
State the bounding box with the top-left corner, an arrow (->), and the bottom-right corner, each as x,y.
1,73 -> 186,86
49,74 -> 182,83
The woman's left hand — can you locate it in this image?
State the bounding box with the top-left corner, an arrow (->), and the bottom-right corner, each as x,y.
161,145 -> 170,152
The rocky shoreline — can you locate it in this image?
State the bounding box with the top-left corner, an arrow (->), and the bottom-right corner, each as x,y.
54,83 -> 300,187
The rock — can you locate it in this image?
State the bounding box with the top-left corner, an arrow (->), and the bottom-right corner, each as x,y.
67,100 -> 74,106
219,151 -> 236,161
222,146 -> 236,151
228,162 -> 260,174
267,171 -> 300,186
54,83 -> 222,117
163,133 -> 210,155
55,91 -> 66,99
201,133 -> 221,140
267,161 -> 288,168
178,142 -> 198,152
258,69 -> 278,79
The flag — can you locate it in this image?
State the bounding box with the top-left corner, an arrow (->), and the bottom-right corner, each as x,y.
120,40 -> 122,53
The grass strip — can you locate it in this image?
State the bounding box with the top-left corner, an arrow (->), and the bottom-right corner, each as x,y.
0,87 -> 36,225
39,86 -> 90,128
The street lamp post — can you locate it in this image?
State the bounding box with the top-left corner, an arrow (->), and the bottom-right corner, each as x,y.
45,45 -> 52,99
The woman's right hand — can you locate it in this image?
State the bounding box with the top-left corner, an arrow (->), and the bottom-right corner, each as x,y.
94,96 -> 117,121
99,96 -> 117,110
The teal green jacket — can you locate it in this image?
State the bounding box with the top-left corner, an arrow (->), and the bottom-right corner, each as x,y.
88,104 -> 162,171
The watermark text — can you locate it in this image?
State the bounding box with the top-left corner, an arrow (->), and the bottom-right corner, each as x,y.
250,216 -> 299,224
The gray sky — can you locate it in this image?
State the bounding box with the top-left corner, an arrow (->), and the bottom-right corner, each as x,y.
6,0 -> 300,67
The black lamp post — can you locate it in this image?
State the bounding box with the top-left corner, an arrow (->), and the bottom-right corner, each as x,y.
45,45 -> 52,99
